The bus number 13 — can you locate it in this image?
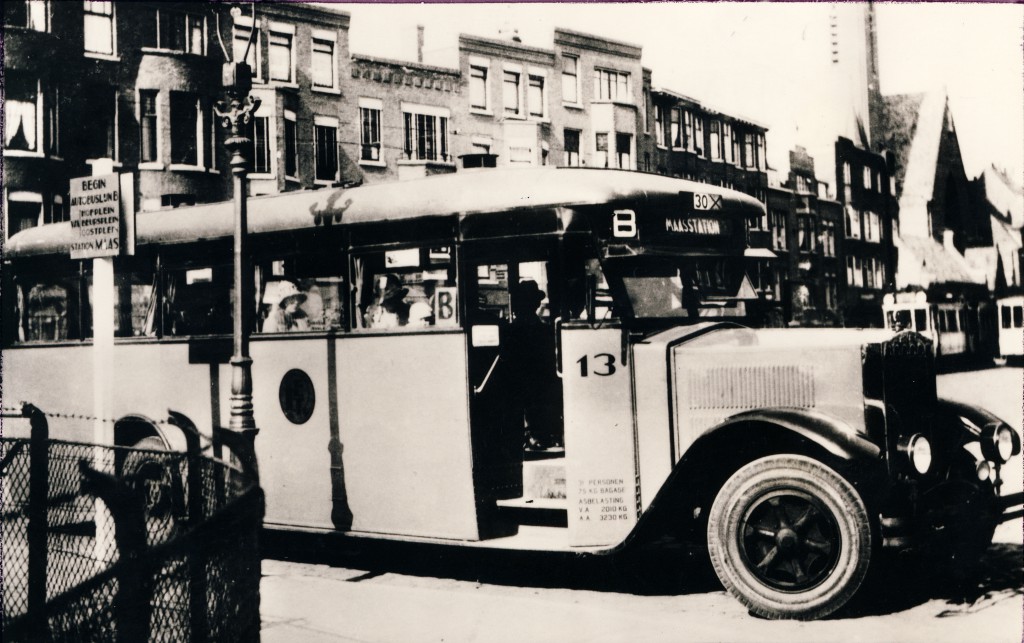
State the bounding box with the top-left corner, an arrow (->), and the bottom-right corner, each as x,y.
577,353 -> 617,377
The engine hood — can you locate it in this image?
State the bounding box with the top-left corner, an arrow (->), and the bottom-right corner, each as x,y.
647,325 -> 898,455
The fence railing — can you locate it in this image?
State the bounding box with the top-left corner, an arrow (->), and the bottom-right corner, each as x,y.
1,404 -> 263,642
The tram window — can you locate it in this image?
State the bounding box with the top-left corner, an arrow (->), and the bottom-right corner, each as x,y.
256,257 -> 346,333
914,309 -> 927,332
936,310 -> 946,333
1002,307 -> 1012,329
944,310 -> 958,333
353,247 -> 457,330
164,265 -> 233,336
888,309 -> 911,331
16,275 -> 85,342
1015,306 -> 1023,329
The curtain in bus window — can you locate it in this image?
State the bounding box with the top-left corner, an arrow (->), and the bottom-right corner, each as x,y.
24,281 -> 78,342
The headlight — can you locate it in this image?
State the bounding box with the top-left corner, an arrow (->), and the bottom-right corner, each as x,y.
899,434 -> 932,475
981,424 -> 1021,464
976,460 -> 992,482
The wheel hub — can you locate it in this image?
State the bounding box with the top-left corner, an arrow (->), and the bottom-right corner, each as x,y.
740,491 -> 842,591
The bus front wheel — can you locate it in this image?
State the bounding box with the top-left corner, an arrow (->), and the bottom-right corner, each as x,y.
707,454 -> 872,620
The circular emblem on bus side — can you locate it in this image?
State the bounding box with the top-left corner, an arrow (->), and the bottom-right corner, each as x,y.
279,369 -> 315,425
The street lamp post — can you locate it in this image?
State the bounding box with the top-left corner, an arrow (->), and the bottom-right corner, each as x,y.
215,5 -> 261,476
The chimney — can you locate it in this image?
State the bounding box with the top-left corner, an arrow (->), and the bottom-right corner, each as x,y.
417,25 -> 424,63
943,229 -> 956,251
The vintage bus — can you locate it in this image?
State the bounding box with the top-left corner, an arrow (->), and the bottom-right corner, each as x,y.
3,168 -> 1020,620
996,294 -> 1024,361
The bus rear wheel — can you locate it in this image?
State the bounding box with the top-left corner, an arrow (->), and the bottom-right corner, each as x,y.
707,455 -> 872,620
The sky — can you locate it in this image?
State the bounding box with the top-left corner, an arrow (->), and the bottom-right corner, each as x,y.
328,2 -> 1023,186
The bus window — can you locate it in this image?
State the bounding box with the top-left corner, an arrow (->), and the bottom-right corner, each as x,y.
112,270 -> 157,337
18,275 -> 85,342
256,256 -> 346,333
353,246 -> 457,331
1015,306 -> 1023,329
914,309 -> 927,332
164,265 -> 233,336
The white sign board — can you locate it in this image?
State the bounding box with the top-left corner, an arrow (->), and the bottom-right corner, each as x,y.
69,173 -> 121,259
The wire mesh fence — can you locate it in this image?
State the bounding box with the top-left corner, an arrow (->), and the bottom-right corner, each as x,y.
1,405 -> 263,642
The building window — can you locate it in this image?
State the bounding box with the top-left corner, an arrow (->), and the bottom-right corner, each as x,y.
269,26 -> 294,83
6,1 -> 49,31
359,101 -> 382,162
284,110 -> 297,178
743,133 -> 755,168
561,55 -> 579,104
248,116 -> 271,175
139,90 -> 158,163
503,70 -> 521,116
798,217 -> 816,252
528,74 -> 545,118
732,133 -> 742,167
594,68 -> 629,102
312,34 -> 336,89
822,221 -> 836,257
654,106 -> 665,147
170,92 -> 203,166
564,129 -> 580,167
709,121 -> 721,161
845,207 -> 861,240
670,109 -> 681,149
83,85 -> 117,160
616,132 -> 632,170
5,75 -> 39,153
683,110 -> 694,151
84,1 -> 114,55
314,117 -> 339,182
862,165 -> 872,191
693,116 -> 703,155
403,107 -> 449,162
722,123 -> 733,164
864,211 -> 882,243
756,134 -> 766,170
156,9 -> 204,54
232,20 -> 260,80
846,256 -> 862,287
7,194 -> 43,236
770,210 -> 787,250
594,132 -> 609,168
470,64 -> 488,111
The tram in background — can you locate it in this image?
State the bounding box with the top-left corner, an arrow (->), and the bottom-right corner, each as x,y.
4,168 -> 1020,620
996,294 -> 1024,361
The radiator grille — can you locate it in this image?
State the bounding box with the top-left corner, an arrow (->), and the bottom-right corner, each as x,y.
682,365 -> 816,410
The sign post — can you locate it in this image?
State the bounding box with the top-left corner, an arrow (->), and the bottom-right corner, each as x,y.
69,160 -> 133,562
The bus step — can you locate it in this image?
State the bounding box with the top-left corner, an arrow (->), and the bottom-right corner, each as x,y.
495,497 -> 568,528
523,458 -> 566,501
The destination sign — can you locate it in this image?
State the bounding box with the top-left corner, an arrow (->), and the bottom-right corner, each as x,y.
664,217 -> 732,235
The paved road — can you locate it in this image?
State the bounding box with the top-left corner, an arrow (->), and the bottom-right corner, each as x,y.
261,365 -> 1024,643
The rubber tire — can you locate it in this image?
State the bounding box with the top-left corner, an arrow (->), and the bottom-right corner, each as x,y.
707,454 -> 872,620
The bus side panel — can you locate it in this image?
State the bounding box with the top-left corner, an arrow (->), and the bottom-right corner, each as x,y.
2,345 -> 96,440
335,332 -> 480,541
250,337 -> 334,530
2,343 -> 209,443
561,328 -> 639,548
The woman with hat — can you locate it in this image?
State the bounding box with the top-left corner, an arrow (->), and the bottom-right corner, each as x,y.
263,281 -> 310,332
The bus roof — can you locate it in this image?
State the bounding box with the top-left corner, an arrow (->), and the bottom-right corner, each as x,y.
4,168 -> 765,258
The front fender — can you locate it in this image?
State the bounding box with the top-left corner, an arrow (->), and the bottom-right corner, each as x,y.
936,398 -> 1021,461
621,407 -> 884,551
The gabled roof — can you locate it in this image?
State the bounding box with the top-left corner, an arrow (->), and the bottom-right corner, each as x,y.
897,235 -> 984,287
980,165 -> 1024,227
893,92 -> 947,234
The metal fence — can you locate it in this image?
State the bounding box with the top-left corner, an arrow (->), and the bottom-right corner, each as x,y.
1,404 -> 263,642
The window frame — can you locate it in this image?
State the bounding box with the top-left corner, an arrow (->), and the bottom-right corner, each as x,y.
311,29 -> 338,91
283,109 -> 298,179
401,103 -> 450,163
138,89 -> 160,165
168,91 -> 205,169
563,128 -> 580,167
268,22 -> 296,85
248,114 -> 273,177
593,67 -> 630,103
468,57 -> 490,113
154,8 -> 205,55
232,17 -> 262,82
83,1 -> 116,57
358,98 -> 383,166
561,54 -> 579,105
503,68 -> 521,117
314,115 -> 340,184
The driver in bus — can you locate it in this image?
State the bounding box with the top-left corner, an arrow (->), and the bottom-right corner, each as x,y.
506,280 -> 562,450
263,281 -> 310,332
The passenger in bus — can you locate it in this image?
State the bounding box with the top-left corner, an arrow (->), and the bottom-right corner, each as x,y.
506,280 -> 562,450
263,281 -> 310,332
364,274 -> 410,329
681,269 -> 702,319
